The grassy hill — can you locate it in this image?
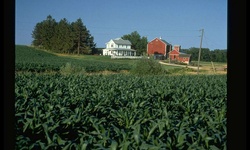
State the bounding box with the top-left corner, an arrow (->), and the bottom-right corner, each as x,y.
15,45 -> 226,75
15,45 -> 135,73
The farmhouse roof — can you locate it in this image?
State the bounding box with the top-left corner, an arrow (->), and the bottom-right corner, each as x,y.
112,38 -> 132,45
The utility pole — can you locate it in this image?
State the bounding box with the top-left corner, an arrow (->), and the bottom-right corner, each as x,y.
197,29 -> 204,74
169,43 -> 171,63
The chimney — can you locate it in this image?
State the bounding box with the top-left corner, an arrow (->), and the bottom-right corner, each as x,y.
159,36 -> 162,39
174,45 -> 181,52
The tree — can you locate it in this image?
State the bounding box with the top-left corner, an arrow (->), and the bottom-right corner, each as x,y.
187,47 -> 199,61
71,18 -> 96,55
84,34 -> 96,54
211,49 -> 227,62
51,18 -> 73,53
32,16 -> 96,55
121,31 -> 148,56
71,18 -> 85,54
182,47 -> 227,62
201,48 -> 211,61
32,15 -> 57,50
31,22 -> 44,47
138,36 -> 148,55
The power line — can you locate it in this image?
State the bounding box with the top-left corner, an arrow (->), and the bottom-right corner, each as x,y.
203,33 -> 226,50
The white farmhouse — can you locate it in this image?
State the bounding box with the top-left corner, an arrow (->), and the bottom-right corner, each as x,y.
102,38 -> 137,56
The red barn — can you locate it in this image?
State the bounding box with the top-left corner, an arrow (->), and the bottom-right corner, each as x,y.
147,37 -> 172,59
168,45 -> 191,64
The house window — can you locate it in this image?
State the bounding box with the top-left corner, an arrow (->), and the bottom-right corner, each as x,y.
111,44 -> 113,47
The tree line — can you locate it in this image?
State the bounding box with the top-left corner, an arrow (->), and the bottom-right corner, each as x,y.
181,48 -> 227,62
31,15 -> 227,62
32,15 -> 97,54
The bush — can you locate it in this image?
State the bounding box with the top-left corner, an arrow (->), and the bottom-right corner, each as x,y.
130,57 -> 166,75
168,67 -> 195,74
60,62 -> 86,75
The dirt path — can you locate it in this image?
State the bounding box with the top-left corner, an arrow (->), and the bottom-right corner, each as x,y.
159,61 -> 227,75
159,61 -> 200,70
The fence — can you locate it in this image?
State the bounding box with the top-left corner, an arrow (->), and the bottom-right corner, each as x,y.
111,55 -> 142,59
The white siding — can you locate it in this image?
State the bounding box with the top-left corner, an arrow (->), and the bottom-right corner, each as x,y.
103,38 -> 135,56
106,40 -> 116,48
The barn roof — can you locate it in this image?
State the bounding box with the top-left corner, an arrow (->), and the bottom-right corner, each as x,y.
168,51 -> 191,57
179,52 -> 191,57
161,39 -> 171,45
148,37 -> 172,45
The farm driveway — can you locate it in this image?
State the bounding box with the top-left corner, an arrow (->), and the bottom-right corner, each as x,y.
159,61 -> 199,70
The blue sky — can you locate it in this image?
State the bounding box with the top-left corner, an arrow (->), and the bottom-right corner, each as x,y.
15,0 -> 227,50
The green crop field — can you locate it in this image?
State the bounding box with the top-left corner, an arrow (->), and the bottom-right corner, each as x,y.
15,45 -> 227,149
15,45 -> 183,74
